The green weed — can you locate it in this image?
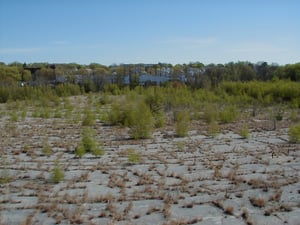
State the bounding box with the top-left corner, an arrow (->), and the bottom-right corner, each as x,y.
51,161 -> 64,183
239,125 -> 250,139
75,128 -> 105,157
0,159 -> 11,184
127,149 -> 141,164
288,123 -> 300,143
208,121 -> 220,137
82,108 -> 96,126
219,105 -> 239,123
175,109 -> 190,137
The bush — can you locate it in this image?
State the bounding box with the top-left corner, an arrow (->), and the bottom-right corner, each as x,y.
105,98 -> 155,139
55,83 -> 82,97
175,109 -> 190,137
127,149 -> 141,164
42,142 -> 53,156
106,103 -> 124,125
0,159 -> 11,184
51,161 -> 64,183
153,110 -> 166,128
125,101 -> 155,139
288,123 -> 300,143
82,108 -> 96,126
202,103 -> 218,123
99,94 -> 111,105
208,121 -> 220,137
75,128 -> 105,157
239,125 -> 250,139
75,143 -> 86,158
219,105 -> 239,123
144,87 -> 165,113
0,86 -> 10,103
10,111 -> 19,122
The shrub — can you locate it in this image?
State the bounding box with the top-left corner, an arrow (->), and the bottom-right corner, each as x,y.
153,110 -> 166,128
239,125 -> 250,139
0,159 -> 11,184
51,161 -> 64,183
42,142 -> 53,156
82,108 -> 96,126
106,103 -> 123,125
75,143 -> 86,158
75,128 -> 105,157
144,87 -> 165,114
288,123 -> 300,143
175,109 -> 190,137
81,129 -> 96,151
99,94 -> 111,105
289,109 -> 299,122
126,101 -> 155,139
219,105 -> 239,123
202,103 -> 218,123
54,109 -> 63,118
40,108 -> 51,118
127,149 -> 141,164
208,121 -> 220,137
177,141 -> 185,151
0,86 -> 10,103
10,111 -> 19,122
21,110 -> 27,120
55,83 -> 82,97
90,145 -> 105,156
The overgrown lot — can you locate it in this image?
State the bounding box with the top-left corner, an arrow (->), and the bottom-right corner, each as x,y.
1,83 -> 300,224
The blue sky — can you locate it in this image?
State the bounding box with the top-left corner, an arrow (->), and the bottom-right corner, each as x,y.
0,0 -> 299,65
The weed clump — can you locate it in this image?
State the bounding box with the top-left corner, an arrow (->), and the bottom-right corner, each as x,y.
106,100 -> 154,139
208,121 -> 220,137
51,161 -> 64,183
127,149 -> 141,164
175,109 -> 190,137
239,125 -> 250,139
249,196 -> 266,208
288,123 -> 300,143
203,103 -> 218,123
82,108 -> 96,126
219,105 -> 239,123
0,159 -> 11,184
42,140 -> 53,156
75,128 -> 104,157
128,101 -> 155,139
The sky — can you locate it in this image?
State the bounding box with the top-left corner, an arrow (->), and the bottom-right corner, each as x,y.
0,0 -> 299,65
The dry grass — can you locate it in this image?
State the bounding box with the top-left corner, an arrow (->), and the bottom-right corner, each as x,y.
269,189 -> 282,202
249,196 -> 266,208
241,208 -> 254,225
212,200 -> 223,210
146,206 -> 160,215
162,202 -> 171,219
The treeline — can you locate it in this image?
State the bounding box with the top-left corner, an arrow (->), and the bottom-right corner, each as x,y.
0,61 -> 300,106
1,61 -> 300,85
